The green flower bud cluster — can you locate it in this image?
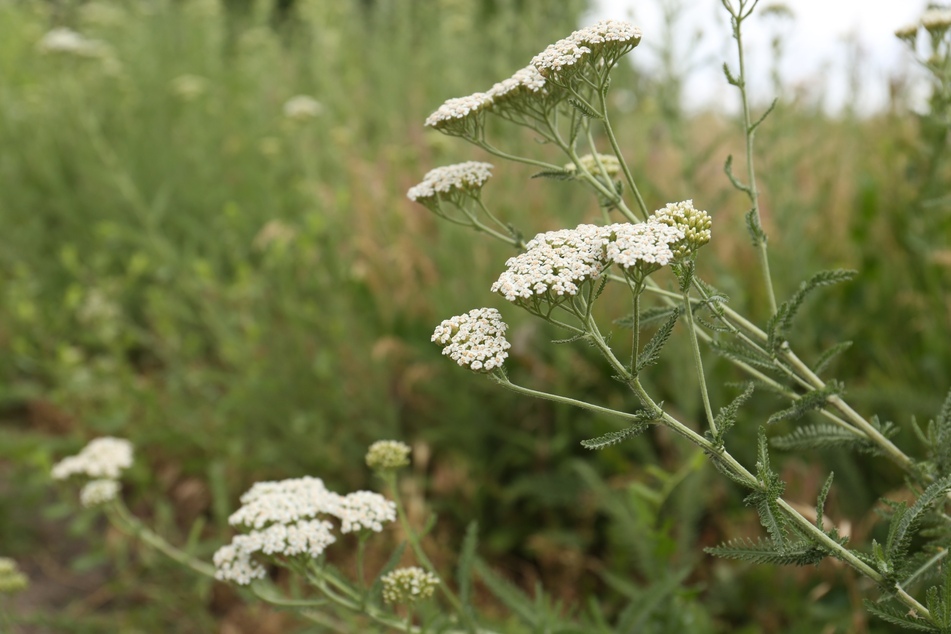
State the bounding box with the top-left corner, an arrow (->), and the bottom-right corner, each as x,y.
649,200 -> 712,258
365,440 -> 411,472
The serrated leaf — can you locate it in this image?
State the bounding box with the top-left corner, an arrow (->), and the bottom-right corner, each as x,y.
705,537 -> 824,566
814,341 -> 853,376
745,209 -> 765,246
767,381 -> 844,425
712,340 -> 777,372
886,474 -> 951,564
816,472 -> 834,532
568,98 -> 602,119
532,169 -> 576,181
770,424 -> 864,451
934,387 -> 951,474
581,422 -> 649,450
864,600 -> 939,632
635,307 -> 681,374
769,269 -> 856,349
714,382 -> 755,446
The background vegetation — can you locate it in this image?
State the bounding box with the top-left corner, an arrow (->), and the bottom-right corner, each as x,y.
0,0 -> 948,631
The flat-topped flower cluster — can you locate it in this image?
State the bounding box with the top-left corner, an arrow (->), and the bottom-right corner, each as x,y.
432,307 -> 511,372
214,476 -> 396,585
492,200 -> 710,306
407,161 -> 493,205
424,19 -> 641,135
431,201 -> 711,372
52,437 -> 134,508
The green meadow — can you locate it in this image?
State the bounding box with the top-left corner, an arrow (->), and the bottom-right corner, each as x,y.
1,1 -> 949,631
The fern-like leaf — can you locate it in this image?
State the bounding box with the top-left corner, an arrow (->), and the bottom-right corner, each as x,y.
581,422 -> 650,450
816,472 -> 835,532
705,538 -> 824,566
713,382 -> 755,446
711,340 -> 778,372
568,98 -> 602,119
864,600 -> 939,632
532,169 -> 576,181
767,381 -> 844,425
770,423 -> 865,451
933,387 -> 951,475
886,474 -> 951,565
768,269 -> 856,350
814,341 -> 853,376
635,307 -> 681,374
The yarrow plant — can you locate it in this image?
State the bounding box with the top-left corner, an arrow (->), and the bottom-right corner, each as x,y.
47,5 -> 951,633
409,4 -> 951,632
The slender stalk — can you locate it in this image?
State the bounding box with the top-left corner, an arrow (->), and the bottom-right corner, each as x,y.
723,0 -> 778,315
682,284 -> 717,435
381,473 -> 474,632
106,501 -> 216,578
597,89 -> 649,219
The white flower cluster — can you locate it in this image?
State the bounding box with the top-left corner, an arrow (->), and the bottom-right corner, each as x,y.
80,479 -> 120,507
339,491 -> 397,533
531,19 -> 641,81
425,66 -> 553,134
489,210 -> 702,308
424,92 -> 494,132
228,476 -> 342,529
486,65 -> 548,104
381,566 -> 440,605
52,437 -> 134,480
491,224 -> 608,303
406,162 -> 493,203
37,28 -> 111,58
432,308 -> 511,372
283,95 -> 323,120
603,221 -> 684,269
215,476 -> 396,585
365,440 -> 412,471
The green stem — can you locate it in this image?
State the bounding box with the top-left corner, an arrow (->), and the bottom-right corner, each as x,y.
106,500 -> 216,578
726,0 -> 777,314
682,284 -> 717,436
382,474 -> 474,632
597,88 -> 649,219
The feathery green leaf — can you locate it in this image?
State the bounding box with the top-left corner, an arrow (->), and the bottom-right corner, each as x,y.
771,423 -> 865,451
635,307 -> 682,374
581,422 -> 650,450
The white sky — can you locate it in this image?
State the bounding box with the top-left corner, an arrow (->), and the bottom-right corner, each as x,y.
587,0 -> 930,113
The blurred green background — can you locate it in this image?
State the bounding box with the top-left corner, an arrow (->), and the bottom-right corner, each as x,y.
0,0 -> 948,631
